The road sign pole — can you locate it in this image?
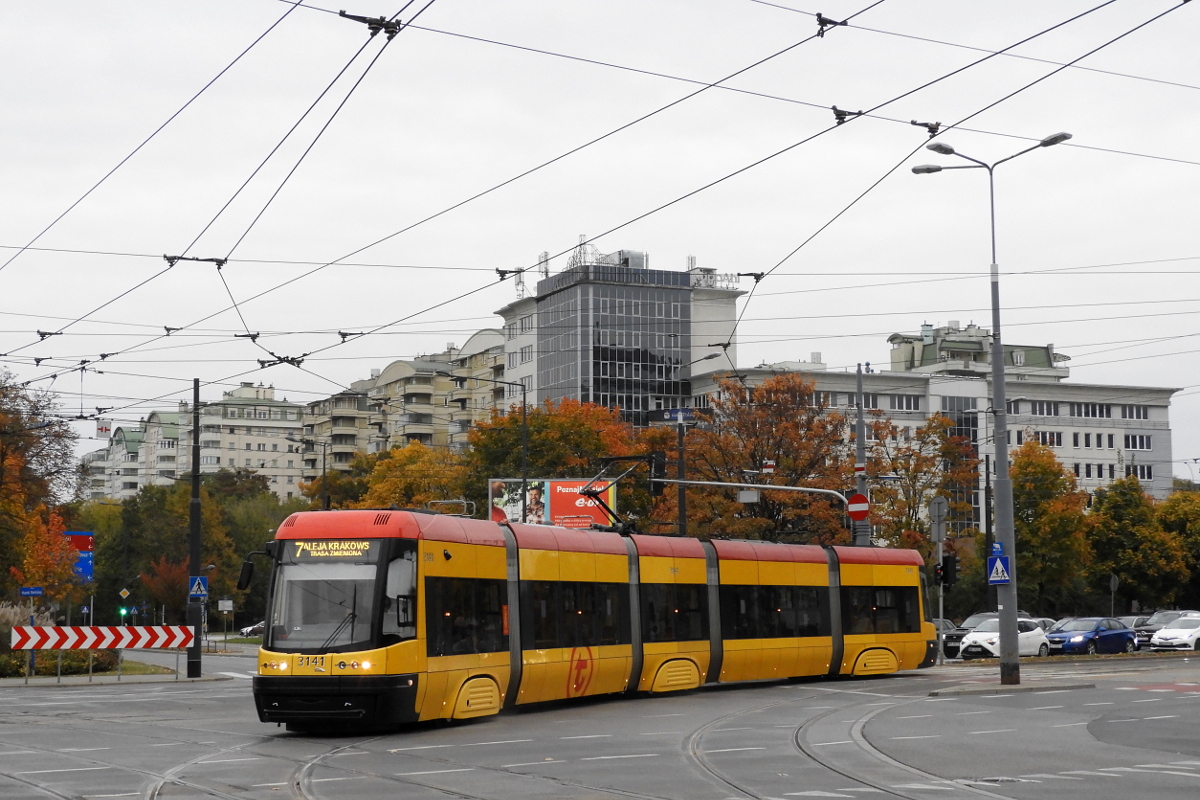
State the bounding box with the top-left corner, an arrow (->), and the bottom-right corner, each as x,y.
187,377 -> 202,679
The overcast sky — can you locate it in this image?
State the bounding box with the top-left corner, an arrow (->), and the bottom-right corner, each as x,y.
3,1 -> 1197,476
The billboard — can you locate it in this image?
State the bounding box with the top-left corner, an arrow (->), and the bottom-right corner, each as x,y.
488,479 -> 616,529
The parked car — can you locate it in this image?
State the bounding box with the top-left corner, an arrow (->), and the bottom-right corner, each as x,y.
1134,610 -> 1200,648
941,611 -> 1035,659
959,618 -> 1050,659
933,618 -> 956,635
239,620 -> 265,637
1045,617 -> 1137,655
1032,617 -> 1057,632
1149,616 -> 1200,651
1119,615 -> 1152,631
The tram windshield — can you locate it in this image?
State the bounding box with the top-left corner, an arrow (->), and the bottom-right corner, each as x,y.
267,539 -> 380,652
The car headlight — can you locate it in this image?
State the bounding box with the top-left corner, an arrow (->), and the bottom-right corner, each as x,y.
984,638 -> 998,645
1069,635 -> 1085,643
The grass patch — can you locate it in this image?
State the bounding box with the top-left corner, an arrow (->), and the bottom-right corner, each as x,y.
97,659 -> 176,676
224,636 -> 262,645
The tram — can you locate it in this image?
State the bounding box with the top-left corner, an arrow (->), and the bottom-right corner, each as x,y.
244,509 -> 936,729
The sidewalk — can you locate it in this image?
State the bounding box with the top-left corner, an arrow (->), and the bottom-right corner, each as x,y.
0,641 -> 259,688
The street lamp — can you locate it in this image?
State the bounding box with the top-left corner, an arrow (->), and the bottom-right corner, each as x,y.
913,131 -> 1071,685
436,371 -> 529,523
286,436 -> 330,509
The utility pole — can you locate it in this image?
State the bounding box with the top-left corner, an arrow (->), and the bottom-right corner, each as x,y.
187,379 -> 202,679
853,363 -> 871,546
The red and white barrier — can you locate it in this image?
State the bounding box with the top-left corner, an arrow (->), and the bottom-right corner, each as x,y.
10,625 -> 194,650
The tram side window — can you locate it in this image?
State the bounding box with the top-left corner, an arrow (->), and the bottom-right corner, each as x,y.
642,583 -> 709,643
382,553 -> 417,644
840,586 -> 920,635
425,577 -> 509,657
520,581 -> 632,650
719,585 -> 830,640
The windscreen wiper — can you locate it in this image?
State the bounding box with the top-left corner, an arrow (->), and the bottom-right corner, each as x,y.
319,586 -> 357,650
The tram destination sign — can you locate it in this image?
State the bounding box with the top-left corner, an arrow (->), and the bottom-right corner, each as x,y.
289,540 -> 378,561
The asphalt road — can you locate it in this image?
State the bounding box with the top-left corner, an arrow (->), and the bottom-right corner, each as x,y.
3,655 -> 1200,799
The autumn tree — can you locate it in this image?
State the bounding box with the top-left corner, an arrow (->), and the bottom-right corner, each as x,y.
1009,440 -> 1091,616
139,556 -> 190,622
358,441 -> 468,510
299,452 -> 380,509
0,371 -> 79,595
867,414 -> 978,555
674,374 -> 851,543
9,507 -> 81,604
1158,490 -> 1200,607
463,399 -> 640,521
1089,476 -> 1189,611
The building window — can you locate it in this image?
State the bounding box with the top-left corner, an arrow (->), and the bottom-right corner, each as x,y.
1007,399 -> 1021,414
257,443 -> 266,451
889,395 -> 921,411
1030,400 -> 1059,416
520,345 -> 533,364
200,456 -> 221,465
505,323 -> 516,340
1070,402 -> 1111,418
1073,432 -> 1079,448
1084,463 -> 1092,478
507,352 -> 518,369
941,396 -> 977,413
1121,404 -> 1149,420
1107,433 -> 1115,449
1012,350 -> 1025,366
1126,464 -> 1154,480
1036,431 -> 1062,447
1073,463 -> 1080,477
1124,435 -> 1152,451
1108,464 -> 1116,479
1084,433 -> 1091,448
519,314 -> 534,333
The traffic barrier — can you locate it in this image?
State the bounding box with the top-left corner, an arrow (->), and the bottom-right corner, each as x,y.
10,625 -> 194,650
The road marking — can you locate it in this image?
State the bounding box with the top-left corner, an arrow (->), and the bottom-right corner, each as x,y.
84,795 -> 139,798
251,784 -> 287,788
1144,715 -> 1179,720
57,747 -> 111,752
1035,690 -> 1071,694
784,792 -> 853,797
198,758 -> 261,764
1063,770 -> 1123,777
148,743 -> 187,747
1052,722 -> 1089,727
561,734 -> 611,739
460,739 -> 533,746
891,735 -> 940,740
1131,698 -> 1162,703
1084,702 -> 1114,706
640,731 -> 682,735
968,729 -> 1014,735
389,745 -> 454,752
397,768 -> 476,776
811,741 -> 854,746
311,776 -> 366,782
643,713 -> 685,717
0,751 -> 34,756
1107,719 -> 1139,723
15,767 -> 113,775
714,727 -> 754,732
1020,774 -> 1082,780
580,754 -> 659,760
706,747 -> 767,753
893,784 -> 954,791
1030,706 -> 1063,710
864,702 -> 896,706
503,760 -> 565,767
895,714 -> 932,720
957,711 -> 991,715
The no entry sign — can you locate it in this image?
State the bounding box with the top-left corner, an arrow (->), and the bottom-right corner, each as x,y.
847,493 -> 870,521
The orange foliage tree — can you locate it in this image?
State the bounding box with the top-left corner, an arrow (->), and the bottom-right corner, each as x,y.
358,441 -> 468,510
670,374 -> 852,543
9,507 -> 82,605
139,556 -> 190,622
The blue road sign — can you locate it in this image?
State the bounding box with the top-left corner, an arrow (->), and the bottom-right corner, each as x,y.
189,576 -> 209,599
74,551 -> 94,581
987,555 -> 1011,585
19,586 -> 43,597
991,541 -> 1004,556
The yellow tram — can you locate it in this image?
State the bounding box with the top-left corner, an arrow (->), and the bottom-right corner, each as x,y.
248,509 -> 936,728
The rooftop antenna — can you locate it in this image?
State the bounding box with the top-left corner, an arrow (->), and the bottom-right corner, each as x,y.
538,251 -> 550,280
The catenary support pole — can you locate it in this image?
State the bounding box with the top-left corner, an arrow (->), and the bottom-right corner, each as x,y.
853,364 -> 871,546
187,378 -> 202,678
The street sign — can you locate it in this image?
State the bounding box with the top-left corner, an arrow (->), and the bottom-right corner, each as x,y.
10,625 -> 194,650
189,576 -> 209,599
991,541 -> 1004,556
218,599 -> 233,612
1109,573 -> 1120,593
847,493 -> 870,521
81,606 -> 89,615
119,588 -> 130,599
647,408 -> 698,425
987,555 -> 1011,585
762,460 -> 775,474
928,496 -> 948,524
19,587 -> 43,597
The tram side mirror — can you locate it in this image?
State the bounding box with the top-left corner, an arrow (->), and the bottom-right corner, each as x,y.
236,560 -> 254,591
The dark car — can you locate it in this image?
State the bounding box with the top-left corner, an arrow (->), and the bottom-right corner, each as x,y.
239,620 -> 265,637
1133,610 -> 1200,648
1045,617 -> 1137,655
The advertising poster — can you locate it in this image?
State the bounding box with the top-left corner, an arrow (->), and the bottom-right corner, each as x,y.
488,479 -> 616,528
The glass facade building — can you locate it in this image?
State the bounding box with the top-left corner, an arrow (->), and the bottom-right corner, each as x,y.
536,263 -> 692,426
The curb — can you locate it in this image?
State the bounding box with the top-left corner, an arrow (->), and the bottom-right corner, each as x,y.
929,681 -> 1095,697
0,674 -> 234,688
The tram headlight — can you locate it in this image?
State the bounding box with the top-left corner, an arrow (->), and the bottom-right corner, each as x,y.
361,660 -> 372,670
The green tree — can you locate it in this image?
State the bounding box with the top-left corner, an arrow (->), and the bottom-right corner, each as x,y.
1159,490 -> 1200,607
299,453 -> 380,509
1010,440 -> 1091,616
1090,476 -> 1189,611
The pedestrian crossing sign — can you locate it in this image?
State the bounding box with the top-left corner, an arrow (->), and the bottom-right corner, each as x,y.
189,576 -> 209,598
987,555 -> 1011,585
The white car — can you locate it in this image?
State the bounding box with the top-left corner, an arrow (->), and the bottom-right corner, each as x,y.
958,618 -> 1050,659
1150,616 -> 1200,651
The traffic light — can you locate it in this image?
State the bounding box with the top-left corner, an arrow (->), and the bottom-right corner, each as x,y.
119,607 -> 128,618
941,553 -> 958,586
649,451 -> 667,496
934,563 -> 944,585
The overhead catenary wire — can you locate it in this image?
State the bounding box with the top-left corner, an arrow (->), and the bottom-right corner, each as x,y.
0,0 -> 304,278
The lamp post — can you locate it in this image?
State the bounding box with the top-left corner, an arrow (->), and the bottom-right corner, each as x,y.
286,436 -> 330,509
437,371 -> 528,523
913,131 -> 1071,685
